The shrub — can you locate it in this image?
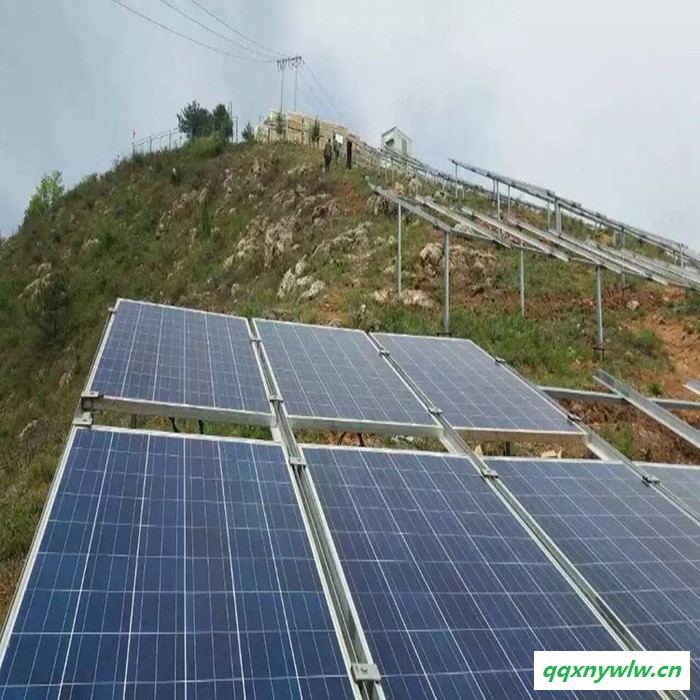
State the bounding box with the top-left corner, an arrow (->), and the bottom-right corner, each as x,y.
242,121 -> 255,142
26,171 -> 64,219
275,111 -> 287,139
309,117 -> 321,146
34,271 -> 70,348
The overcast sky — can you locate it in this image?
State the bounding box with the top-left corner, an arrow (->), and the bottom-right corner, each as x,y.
2,1 -> 699,250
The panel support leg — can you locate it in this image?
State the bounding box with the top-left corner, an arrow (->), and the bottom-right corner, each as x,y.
443,231 -> 450,336
519,246 -> 525,317
397,204 -> 402,300
595,265 -> 604,355
454,162 -> 458,199
555,199 -> 562,234
130,414 -> 138,429
620,228 -> 626,288
496,182 -> 501,220
507,185 -> 511,217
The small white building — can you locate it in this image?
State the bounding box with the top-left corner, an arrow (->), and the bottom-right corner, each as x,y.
382,126 -> 413,156
381,126 -> 412,157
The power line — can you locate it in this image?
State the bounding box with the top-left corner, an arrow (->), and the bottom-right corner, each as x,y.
185,0 -> 284,59
154,0 -> 276,60
110,0 -> 275,62
303,65 -> 343,121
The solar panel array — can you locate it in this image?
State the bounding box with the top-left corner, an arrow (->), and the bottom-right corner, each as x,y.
373,333 -> 582,439
646,465 -> 700,518
494,458 -> 700,682
303,446 -> 637,699
0,428 -> 353,698
90,300 -> 271,419
9,299 -> 700,698
255,320 -> 434,431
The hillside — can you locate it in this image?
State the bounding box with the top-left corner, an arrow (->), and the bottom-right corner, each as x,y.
0,138 -> 698,618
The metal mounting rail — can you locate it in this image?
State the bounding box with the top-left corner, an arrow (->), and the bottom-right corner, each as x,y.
367,181 -> 488,244
595,370 -> 700,452
450,157 -> 699,264
687,381 -> 700,397
250,321 -> 385,700
460,206 -> 570,261
539,385 -> 700,412
416,197 -> 511,247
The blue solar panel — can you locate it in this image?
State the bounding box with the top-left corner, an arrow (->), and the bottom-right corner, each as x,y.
644,464 -> 700,519
373,333 -> 583,439
256,320 -> 434,431
0,428 -> 353,698
304,446 -> 637,699
494,459 -> 700,683
89,300 -> 271,418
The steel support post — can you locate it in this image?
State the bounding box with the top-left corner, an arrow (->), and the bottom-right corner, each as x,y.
555,200 -> 562,233
507,185 -> 511,216
454,162 -> 458,198
519,246 -> 525,317
547,202 -> 551,229
443,232 -> 450,335
397,204 -> 402,300
496,182 -> 501,220
596,265 -> 604,348
620,228 -> 626,288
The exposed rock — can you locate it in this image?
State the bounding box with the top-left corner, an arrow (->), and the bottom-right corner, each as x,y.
81,238 -> 99,252
223,254 -> 236,271
627,300 -> 641,311
407,177 -> 420,196
230,283 -> 241,299
313,221 -> 373,259
372,289 -> 390,304
300,280 -> 326,300
20,274 -> 51,299
419,242 -> 443,274
264,218 -> 295,268
391,182 -> 405,197
36,262 -> 52,276
19,417 -> 49,444
222,168 -> 234,195
59,370 -> 72,389
400,289 -> 435,310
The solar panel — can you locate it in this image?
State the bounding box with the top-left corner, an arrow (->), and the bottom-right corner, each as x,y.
303,446 -> 636,699
255,320 -> 436,434
373,333 -> 583,441
0,428 -> 354,698
88,300 -> 272,424
494,458 -> 700,681
645,464 -> 700,518
687,380 -> 700,396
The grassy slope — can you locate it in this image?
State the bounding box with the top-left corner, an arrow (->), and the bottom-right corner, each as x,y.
0,138 -> 697,619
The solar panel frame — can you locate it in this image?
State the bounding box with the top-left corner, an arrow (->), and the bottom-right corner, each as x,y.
300,444 -> 645,699
254,319 -> 441,438
493,457 -> 700,683
84,299 -> 275,428
687,380 -> 700,397
0,426 -> 359,699
372,332 -> 586,444
645,463 -> 700,519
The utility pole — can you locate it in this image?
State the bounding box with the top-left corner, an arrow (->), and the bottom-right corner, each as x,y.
276,55 -> 304,115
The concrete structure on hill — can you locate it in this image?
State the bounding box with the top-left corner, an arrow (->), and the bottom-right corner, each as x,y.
381,126 -> 412,157
254,110 -> 376,168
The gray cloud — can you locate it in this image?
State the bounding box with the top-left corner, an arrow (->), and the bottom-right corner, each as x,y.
1,0 -> 699,249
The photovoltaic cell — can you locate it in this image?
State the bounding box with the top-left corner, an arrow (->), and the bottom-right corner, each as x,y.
373,333 -> 583,438
645,464 -> 700,519
304,446 -> 641,699
0,428 -> 353,699
256,320 -> 433,430
495,459 -> 700,683
90,300 -> 271,418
